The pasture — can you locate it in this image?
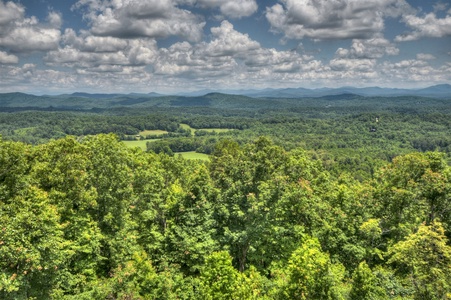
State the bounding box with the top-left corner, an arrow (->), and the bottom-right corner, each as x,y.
139,129 -> 168,136
197,128 -> 234,133
122,139 -> 159,151
180,123 -> 234,134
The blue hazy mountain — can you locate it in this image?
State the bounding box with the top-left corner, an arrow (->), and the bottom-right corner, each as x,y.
1,85 -> 449,109
233,84 -> 451,98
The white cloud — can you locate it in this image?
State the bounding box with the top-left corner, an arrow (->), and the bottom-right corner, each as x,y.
0,1 -> 61,53
379,59 -> 449,85
433,2 -> 449,12
416,53 -> 436,60
127,39 -> 159,65
243,48 -> 316,75
392,59 -> 428,69
62,29 -> 129,52
45,47 -> 129,68
176,0 -> 258,19
46,29 -> 159,69
203,20 -> 260,57
152,21 -> 318,80
396,13 -> 451,41
0,63 -> 36,89
328,35 -> 399,83
335,36 -> 399,59
0,50 -> 18,63
0,1 -> 24,29
1,0 -> 449,94
73,0 -> 205,42
0,26 -> 61,52
216,0 -> 258,19
329,58 -> 376,72
155,41 -> 239,77
266,0 -> 411,40
47,11 -> 63,28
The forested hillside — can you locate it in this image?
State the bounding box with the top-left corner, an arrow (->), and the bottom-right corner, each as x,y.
1,92 -> 451,298
1,93 -> 451,180
1,134 -> 451,299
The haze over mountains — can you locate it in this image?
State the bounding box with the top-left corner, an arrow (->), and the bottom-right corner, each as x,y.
54,84 -> 451,98
177,84 -> 451,98
0,84 -> 449,112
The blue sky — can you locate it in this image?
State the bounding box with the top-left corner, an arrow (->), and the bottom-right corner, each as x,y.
0,0 -> 450,94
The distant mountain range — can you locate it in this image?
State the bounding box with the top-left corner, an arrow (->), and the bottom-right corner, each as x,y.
0,85 -> 450,114
66,92 -> 165,98
175,84 -> 451,98
0,84 -> 451,100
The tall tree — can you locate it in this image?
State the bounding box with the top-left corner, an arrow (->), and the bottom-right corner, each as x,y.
0,186 -> 66,299
276,236 -> 345,300
388,221 -> 451,299
210,137 -> 289,272
373,152 -> 451,244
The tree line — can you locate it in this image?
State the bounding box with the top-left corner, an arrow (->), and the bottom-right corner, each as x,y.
1,134 -> 451,299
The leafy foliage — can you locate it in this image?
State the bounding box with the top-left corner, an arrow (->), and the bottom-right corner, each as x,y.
1,92 -> 451,298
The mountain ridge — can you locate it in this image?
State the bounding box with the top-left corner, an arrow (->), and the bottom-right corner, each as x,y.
1,84 -> 450,99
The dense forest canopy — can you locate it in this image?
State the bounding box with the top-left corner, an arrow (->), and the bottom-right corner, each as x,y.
1,92 -> 451,299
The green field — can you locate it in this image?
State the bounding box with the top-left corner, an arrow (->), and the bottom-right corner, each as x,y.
198,128 -> 234,133
122,139 -> 159,150
180,123 -> 234,134
139,129 -> 168,136
122,142 -> 209,160
176,151 -> 209,160
180,123 -> 195,136
179,123 -> 193,130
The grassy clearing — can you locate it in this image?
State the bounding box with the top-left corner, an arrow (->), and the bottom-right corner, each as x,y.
180,123 -> 234,135
180,123 -> 195,136
197,128 -> 234,133
176,151 -> 210,160
180,123 -> 193,131
122,139 -> 159,151
139,129 -> 168,136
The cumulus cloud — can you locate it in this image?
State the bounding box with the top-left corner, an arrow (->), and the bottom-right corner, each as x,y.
45,47 -> 129,68
0,1 -> 24,30
155,41 -> 239,77
47,11 -> 63,28
378,59 -> 449,85
335,36 -> 399,59
73,0 -> 205,42
433,2 -> 449,12
176,0 -> 258,19
266,0 -> 411,40
203,20 -> 260,57
152,20 -> 320,80
0,63 -> 36,89
395,13 -> 451,41
0,62 -> 109,94
416,53 -> 436,60
329,57 -> 376,73
0,1 -> 61,53
243,48 -> 320,75
0,50 -> 18,63
1,0 -> 449,93
45,30 -> 159,69
62,29 -> 129,52
151,21 -> 325,84
216,0 -> 258,19
0,26 -> 61,52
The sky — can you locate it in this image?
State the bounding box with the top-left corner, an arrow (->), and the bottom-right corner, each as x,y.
0,0 -> 450,94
